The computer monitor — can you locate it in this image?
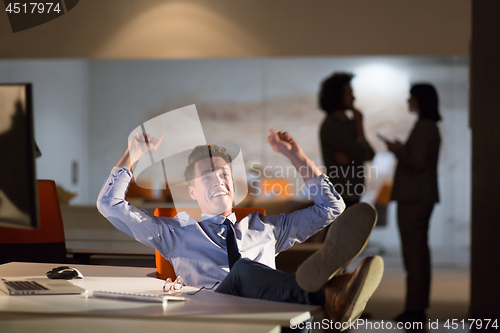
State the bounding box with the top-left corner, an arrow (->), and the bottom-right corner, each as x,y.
0,83 -> 39,230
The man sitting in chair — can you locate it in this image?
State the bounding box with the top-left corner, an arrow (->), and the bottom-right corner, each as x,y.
97,128 -> 383,326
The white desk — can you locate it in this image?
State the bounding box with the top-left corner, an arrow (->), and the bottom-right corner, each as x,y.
0,262 -> 320,330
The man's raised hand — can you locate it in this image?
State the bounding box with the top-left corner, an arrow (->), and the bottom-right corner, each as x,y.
267,129 -> 303,158
116,133 -> 164,170
267,129 -> 321,181
129,133 -> 164,155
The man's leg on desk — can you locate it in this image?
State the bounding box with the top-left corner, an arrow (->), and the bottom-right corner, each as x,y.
216,256 -> 383,330
215,259 -> 319,333
216,258 -> 325,305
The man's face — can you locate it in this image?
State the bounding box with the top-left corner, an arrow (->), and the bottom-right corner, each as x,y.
188,156 -> 234,216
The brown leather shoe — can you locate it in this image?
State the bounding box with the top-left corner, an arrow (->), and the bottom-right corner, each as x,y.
296,203 -> 378,292
324,256 -> 384,330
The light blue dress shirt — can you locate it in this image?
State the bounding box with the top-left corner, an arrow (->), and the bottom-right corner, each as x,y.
97,167 -> 345,287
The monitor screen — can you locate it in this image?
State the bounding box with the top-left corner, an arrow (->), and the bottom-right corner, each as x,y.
0,83 -> 39,230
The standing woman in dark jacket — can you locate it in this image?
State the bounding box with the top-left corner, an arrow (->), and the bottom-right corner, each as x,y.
384,83 -> 441,324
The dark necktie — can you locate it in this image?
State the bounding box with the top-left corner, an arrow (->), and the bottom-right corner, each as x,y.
223,219 -> 241,269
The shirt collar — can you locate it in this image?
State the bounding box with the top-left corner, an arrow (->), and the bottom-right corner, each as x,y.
200,212 -> 237,225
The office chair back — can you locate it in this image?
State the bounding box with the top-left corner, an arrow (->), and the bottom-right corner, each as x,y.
0,180 -> 66,264
154,207 -> 266,280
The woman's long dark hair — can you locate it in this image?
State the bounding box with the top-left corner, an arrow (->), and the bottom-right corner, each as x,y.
410,83 -> 442,122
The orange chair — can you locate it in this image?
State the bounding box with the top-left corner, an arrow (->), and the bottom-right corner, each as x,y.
154,207 -> 266,280
0,180 -> 66,264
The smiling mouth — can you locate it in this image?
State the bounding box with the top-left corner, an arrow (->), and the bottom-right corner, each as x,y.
212,191 -> 229,198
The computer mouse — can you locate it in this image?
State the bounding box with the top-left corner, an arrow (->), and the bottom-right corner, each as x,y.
46,266 -> 84,280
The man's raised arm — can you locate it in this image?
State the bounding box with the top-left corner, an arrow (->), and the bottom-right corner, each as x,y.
265,128 -> 346,253
96,132 -> 186,255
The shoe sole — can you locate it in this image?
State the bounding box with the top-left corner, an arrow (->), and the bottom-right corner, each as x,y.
296,202 -> 377,292
339,255 -> 384,331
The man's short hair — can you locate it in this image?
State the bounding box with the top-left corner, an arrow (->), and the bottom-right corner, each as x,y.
184,144 -> 233,185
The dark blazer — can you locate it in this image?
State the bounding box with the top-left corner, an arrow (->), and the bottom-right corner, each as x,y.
320,112 -> 375,201
391,119 -> 440,203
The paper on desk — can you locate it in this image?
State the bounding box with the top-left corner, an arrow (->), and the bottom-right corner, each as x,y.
70,277 -> 202,295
